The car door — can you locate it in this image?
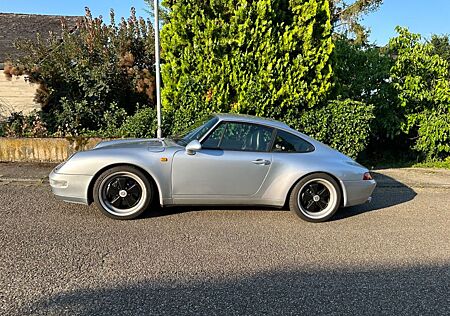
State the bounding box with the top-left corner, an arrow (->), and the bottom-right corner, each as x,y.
172,121 -> 274,197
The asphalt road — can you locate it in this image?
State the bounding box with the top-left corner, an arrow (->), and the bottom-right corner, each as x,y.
0,180 -> 449,315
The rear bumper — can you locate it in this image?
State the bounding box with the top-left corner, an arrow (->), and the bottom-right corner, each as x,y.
49,170 -> 92,205
342,179 -> 376,207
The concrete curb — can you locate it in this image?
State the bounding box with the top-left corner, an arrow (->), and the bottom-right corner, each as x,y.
376,183 -> 450,189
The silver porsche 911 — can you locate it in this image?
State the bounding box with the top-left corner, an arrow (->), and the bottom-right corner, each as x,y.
49,113 -> 376,222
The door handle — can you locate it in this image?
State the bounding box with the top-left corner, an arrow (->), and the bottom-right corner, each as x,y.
252,159 -> 271,165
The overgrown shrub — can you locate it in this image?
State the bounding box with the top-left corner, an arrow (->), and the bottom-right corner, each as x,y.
5,8 -> 156,136
0,111 -> 48,137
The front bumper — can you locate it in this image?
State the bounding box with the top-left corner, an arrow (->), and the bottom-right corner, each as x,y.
49,169 -> 93,205
342,179 -> 377,207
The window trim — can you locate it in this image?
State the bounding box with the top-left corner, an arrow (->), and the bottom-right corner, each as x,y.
270,129 -> 315,153
200,120 -> 276,153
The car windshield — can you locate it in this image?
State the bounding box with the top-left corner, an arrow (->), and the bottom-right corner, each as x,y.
170,115 -> 219,146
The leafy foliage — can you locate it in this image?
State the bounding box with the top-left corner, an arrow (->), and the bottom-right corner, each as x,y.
117,107 -> 157,138
3,2 -> 447,165
412,111 -> 450,158
332,37 -> 400,139
389,27 -> 450,159
161,0 -> 334,129
413,156 -> 450,169
430,34 -> 450,75
296,99 -> 374,158
0,111 -> 48,137
5,8 -> 156,136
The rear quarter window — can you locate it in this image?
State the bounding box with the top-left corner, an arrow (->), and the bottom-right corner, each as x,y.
272,130 -> 315,153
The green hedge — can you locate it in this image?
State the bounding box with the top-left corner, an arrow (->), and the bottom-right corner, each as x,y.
114,100 -> 373,159
161,0 -> 334,119
295,99 -> 374,159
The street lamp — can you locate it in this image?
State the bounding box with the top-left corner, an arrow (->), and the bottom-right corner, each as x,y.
154,0 -> 162,138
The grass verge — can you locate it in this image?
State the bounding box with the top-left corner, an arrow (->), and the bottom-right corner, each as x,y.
360,156 -> 450,170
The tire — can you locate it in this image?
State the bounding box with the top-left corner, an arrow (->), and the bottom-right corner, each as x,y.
93,166 -> 153,220
289,173 -> 341,223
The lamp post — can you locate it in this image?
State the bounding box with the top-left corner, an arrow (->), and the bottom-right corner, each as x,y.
154,0 -> 162,138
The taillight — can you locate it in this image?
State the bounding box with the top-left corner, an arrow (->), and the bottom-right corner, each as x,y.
363,172 -> 373,180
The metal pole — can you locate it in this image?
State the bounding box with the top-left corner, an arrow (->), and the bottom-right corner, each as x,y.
154,0 -> 162,138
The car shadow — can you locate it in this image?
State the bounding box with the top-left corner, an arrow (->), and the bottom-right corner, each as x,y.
331,172 -> 417,221
143,172 -> 417,221
143,204 -> 282,219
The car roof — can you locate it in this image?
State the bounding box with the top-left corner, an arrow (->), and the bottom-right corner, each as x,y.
214,113 -> 291,130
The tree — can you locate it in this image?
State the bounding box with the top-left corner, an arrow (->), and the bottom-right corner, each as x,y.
389,27 -> 450,159
332,36 -> 400,139
160,0 -> 334,133
330,0 -> 383,43
144,0 -> 171,24
4,8 -> 156,136
430,34 -> 450,75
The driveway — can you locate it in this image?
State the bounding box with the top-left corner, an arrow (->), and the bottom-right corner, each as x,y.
0,166 -> 449,315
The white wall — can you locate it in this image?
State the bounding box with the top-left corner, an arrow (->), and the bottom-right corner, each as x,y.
0,75 -> 40,117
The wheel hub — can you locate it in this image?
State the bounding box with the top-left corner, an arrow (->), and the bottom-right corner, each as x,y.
298,181 -> 332,214
119,190 -> 128,198
102,175 -> 143,211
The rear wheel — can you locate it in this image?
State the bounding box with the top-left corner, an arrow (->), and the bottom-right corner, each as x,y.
289,173 -> 341,222
93,166 -> 153,220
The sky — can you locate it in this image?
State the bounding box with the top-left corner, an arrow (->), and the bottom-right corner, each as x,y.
362,0 -> 450,45
1,0 -> 450,45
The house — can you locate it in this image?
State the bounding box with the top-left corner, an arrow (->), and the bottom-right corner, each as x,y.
0,13 -> 79,118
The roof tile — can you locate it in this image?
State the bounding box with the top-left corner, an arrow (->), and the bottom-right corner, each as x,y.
0,13 -> 80,62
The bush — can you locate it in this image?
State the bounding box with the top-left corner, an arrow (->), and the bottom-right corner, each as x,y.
295,99 -> 374,158
389,27 -> 450,159
411,111 -> 450,159
0,111 -> 48,137
6,8 -> 156,136
117,107 -> 157,138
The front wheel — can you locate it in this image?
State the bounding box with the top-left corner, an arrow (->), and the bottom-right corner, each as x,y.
289,173 -> 341,222
93,166 -> 153,220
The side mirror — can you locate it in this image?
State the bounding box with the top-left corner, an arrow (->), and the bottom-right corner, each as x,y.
185,140 -> 202,155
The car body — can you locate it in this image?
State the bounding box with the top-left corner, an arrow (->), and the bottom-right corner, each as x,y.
50,113 -> 376,222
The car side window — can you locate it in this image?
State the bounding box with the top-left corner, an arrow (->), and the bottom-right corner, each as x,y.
203,122 -> 274,152
272,130 -> 315,153
202,123 -> 226,149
